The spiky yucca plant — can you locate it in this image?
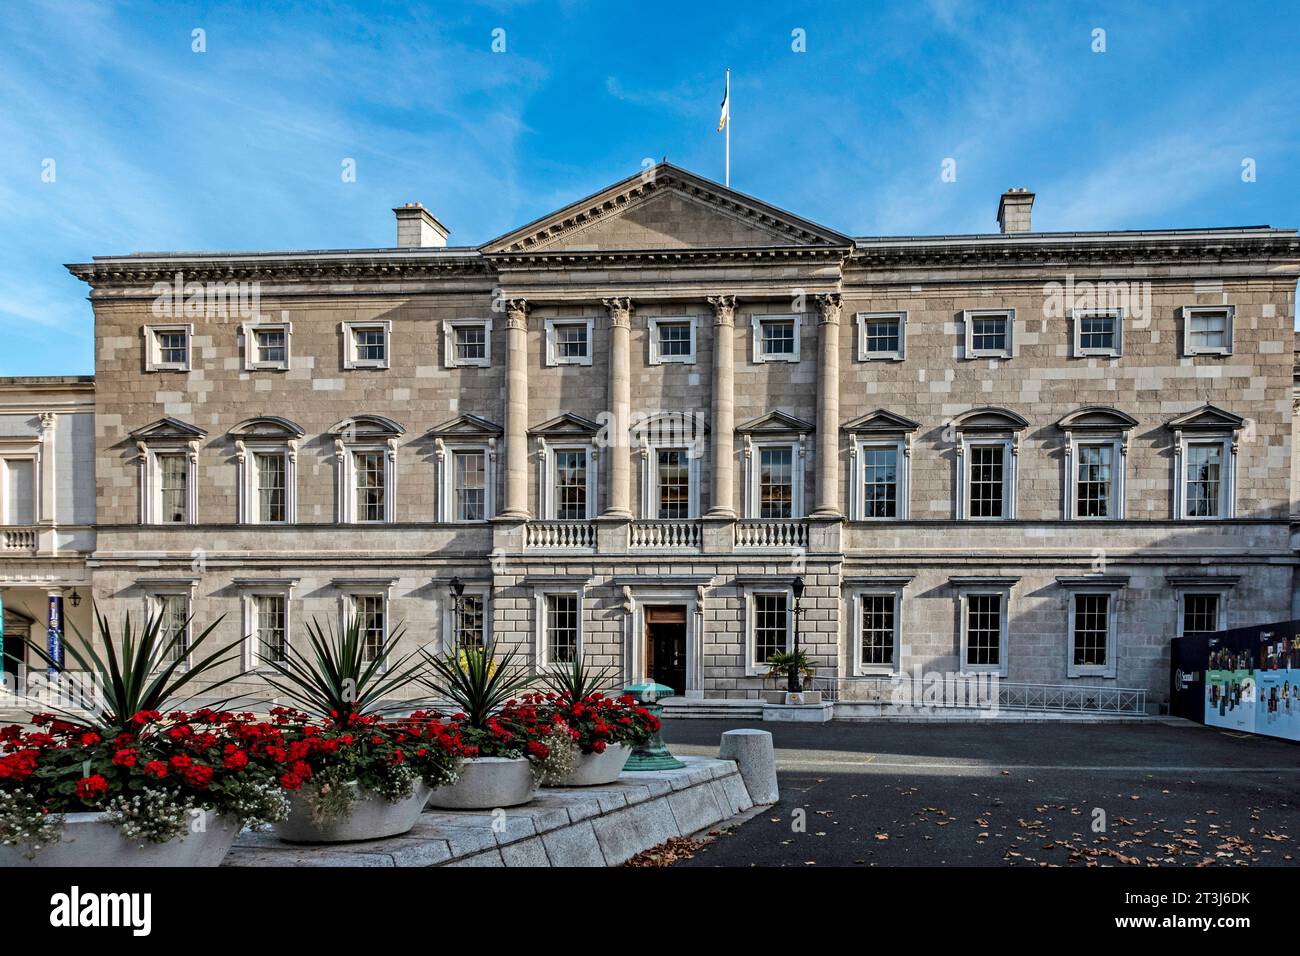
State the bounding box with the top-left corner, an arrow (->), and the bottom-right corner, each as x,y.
418,645 -> 532,729
32,606 -> 239,732
260,616 -> 426,724
541,655 -> 615,701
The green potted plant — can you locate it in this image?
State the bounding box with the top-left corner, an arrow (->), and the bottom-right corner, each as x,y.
260,617 -> 460,842
0,608 -> 288,867
418,645 -> 543,810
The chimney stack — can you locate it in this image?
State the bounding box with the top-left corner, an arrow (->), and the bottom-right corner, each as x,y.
393,203 -> 450,248
996,187 -> 1035,234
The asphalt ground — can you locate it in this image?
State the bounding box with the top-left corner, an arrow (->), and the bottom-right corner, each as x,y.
659,719 -> 1300,867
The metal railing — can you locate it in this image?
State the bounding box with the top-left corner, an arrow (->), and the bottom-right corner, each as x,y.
525,520 -> 596,550
628,520 -> 701,550
813,675 -> 1147,715
734,519 -> 807,549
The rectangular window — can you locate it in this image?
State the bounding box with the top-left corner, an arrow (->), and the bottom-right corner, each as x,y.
157,331 -> 188,365
862,446 -> 899,518
454,325 -> 487,363
656,449 -> 690,519
453,450 -> 486,521
1184,307 -> 1233,356
146,325 -> 192,371
758,447 -> 794,519
965,594 -> 1003,668
969,313 -> 1010,355
454,594 -> 486,650
354,595 -> 385,662
545,593 -> 579,664
556,323 -> 588,360
3,459 -> 34,525
1077,312 -> 1119,354
1071,593 -> 1110,667
657,322 -> 692,357
254,594 -> 287,663
760,319 -> 795,356
554,449 -> 587,520
354,451 -> 386,522
860,594 -> 896,666
1183,593 -> 1221,635
255,453 -> 286,523
254,328 -> 287,365
158,454 -> 189,524
1076,443 -> 1113,518
1184,443 -> 1223,518
967,445 -> 1005,519
753,592 -> 790,665
355,328 -> 387,363
864,317 -> 901,356
157,594 -> 190,664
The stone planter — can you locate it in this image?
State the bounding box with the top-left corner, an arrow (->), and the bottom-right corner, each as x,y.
425,756 -> 534,810
0,809 -> 239,867
547,743 -> 631,787
274,781 -> 431,843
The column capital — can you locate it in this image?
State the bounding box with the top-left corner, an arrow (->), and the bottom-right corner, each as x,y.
38,411 -> 57,433
505,298 -> 530,330
708,294 -> 738,327
815,292 -> 843,325
602,297 -> 633,328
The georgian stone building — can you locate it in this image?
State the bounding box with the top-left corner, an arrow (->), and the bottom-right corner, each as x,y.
68,164 -> 1299,710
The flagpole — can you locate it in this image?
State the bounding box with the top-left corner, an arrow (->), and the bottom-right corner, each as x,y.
724,68 -> 730,187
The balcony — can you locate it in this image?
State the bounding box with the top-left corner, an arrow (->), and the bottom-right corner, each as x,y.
734,519 -> 808,550
0,527 -> 37,552
629,520 -> 701,551
525,520 -> 596,550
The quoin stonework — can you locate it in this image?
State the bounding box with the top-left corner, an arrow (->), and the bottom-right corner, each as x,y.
63,164 -> 1300,712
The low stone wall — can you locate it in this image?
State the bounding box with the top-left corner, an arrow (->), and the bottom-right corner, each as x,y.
224,757 -> 756,868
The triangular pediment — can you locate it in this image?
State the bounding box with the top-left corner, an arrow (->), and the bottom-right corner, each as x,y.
1056,406 -> 1138,432
842,409 -> 921,435
736,410 -> 815,434
426,413 -> 503,438
130,417 -> 207,441
1166,404 -> 1245,432
229,416 -> 305,439
483,164 -> 849,254
528,412 -> 602,437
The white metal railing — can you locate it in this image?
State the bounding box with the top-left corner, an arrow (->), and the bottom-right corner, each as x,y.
525,520 -> 596,549
0,527 -> 37,551
734,519 -> 807,549
827,675 -> 1147,715
629,520 -> 701,550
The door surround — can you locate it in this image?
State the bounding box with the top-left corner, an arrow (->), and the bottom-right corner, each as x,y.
620,583 -> 707,699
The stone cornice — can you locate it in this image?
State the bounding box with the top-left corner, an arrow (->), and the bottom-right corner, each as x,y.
487,245 -> 853,270
66,253 -> 492,289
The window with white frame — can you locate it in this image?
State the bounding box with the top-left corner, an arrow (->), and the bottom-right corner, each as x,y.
544,319 -> 593,366
752,314 -> 801,363
453,449 -> 488,521
453,592 -> 487,650
859,442 -> 902,519
1067,590 -> 1118,678
153,592 -> 191,664
1182,440 -> 1229,518
648,447 -> 696,519
855,590 -> 901,673
963,440 -> 1013,519
254,452 -> 288,523
333,422 -> 400,524
342,320 -> 391,369
354,451 -> 387,522
443,319 -> 492,368
648,317 -> 696,365
963,309 -> 1013,359
244,591 -> 289,666
542,592 -> 580,665
856,312 -> 906,361
1074,440 -> 1121,519
757,445 -> 795,518
144,324 -> 192,372
960,591 -> 1008,674
541,444 -> 596,520
749,590 -> 791,668
1180,591 -> 1224,636
348,593 -> 387,662
241,322 -> 291,371
232,423 -> 301,525
1072,309 -> 1122,357
0,457 -> 35,525
1181,306 -> 1234,357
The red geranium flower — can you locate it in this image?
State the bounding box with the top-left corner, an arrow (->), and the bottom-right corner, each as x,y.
75,774 -> 110,801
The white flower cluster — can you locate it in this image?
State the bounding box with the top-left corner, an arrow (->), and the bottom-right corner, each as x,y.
225,779 -> 291,830
0,789 -> 63,856
534,726 -> 580,785
105,788 -> 198,845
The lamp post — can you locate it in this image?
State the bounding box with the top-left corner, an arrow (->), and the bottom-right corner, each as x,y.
788,575 -> 805,693
448,576 -> 464,650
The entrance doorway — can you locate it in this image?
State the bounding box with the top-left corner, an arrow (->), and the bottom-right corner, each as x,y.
2,608 -> 32,684
645,605 -> 687,697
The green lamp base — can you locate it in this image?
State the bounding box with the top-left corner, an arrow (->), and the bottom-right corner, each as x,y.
623,682 -> 686,772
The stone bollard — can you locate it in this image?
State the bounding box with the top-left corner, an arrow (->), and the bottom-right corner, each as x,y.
718,729 -> 779,805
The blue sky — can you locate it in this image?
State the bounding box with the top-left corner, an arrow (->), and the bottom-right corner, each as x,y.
1,0 -> 1297,375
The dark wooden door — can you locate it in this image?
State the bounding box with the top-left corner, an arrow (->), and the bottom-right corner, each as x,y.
646,606 -> 687,697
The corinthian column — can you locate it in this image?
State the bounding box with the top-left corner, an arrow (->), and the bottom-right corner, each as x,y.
706,295 -> 737,519
813,293 -> 842,517
501,298 -> 530,519
603,296 -> 633,518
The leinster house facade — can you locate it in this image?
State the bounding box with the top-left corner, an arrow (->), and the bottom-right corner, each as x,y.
67,164 -> 1300,712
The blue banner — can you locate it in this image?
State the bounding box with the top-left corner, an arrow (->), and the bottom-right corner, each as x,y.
47,594 -> 63,679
